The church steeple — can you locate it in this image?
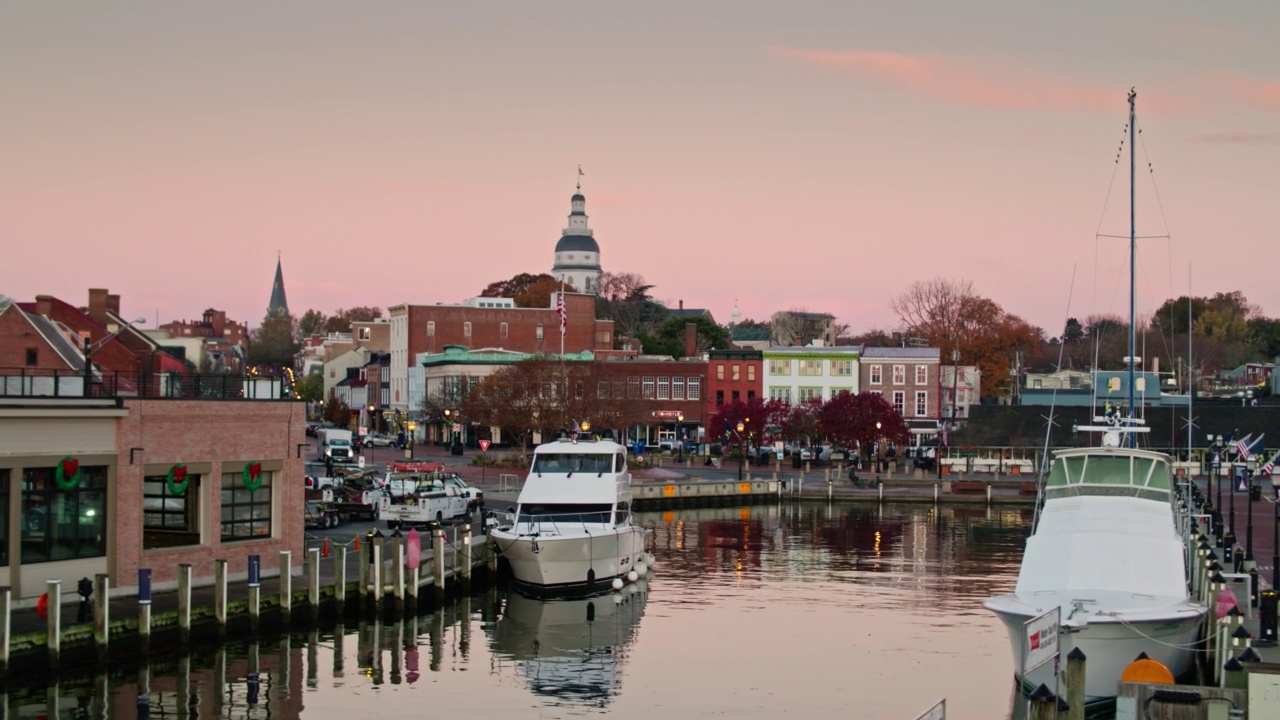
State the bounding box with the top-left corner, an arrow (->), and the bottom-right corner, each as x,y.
267,253 -> 290,318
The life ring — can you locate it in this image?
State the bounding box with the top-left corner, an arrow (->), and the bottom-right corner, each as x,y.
36,593 -> 49,618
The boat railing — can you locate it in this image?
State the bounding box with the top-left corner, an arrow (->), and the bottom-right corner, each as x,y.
509,510 -> 616,537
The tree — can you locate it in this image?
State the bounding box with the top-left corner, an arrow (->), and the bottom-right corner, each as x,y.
323,306 -> 383,334
514,276 -> 567,309
817,391 -> 909,465
247,314 -> 300,369
293,371 -> 324,403
322,389 -> 351,426
845,328 -> 900,347
596,271 -> 666,339
643,315 -> 730,358
890,278 -> 1038,399
480,273 -> 565,302
771,309 -> 834,346
460,356 -> 577,458
298,309 -> 327,338
1246,317 -> 1280,360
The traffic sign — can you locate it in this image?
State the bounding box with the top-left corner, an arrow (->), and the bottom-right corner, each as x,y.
479,439 -> 491,452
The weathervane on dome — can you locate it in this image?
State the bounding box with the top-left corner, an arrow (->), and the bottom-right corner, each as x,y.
577,164 -> 584,191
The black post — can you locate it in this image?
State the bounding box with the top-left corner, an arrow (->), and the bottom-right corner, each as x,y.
1273,488 -> 1279,590
738,436 -> 744,482
1247,466 -> 1256,560
82,335 -> 92,397
677,418 -> 683,463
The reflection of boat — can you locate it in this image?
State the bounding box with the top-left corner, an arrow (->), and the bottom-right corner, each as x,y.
982,90 -> 1206,703
488,586 -> 648,706
490,437 -> 650,594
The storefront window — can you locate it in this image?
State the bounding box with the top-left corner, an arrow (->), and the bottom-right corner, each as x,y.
144,474 -> 202,549
220,472 -> 272,541
21,466 -> 108,564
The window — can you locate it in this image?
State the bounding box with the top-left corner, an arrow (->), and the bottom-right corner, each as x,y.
427,321 -> 435,337
221,471 -> 272,541
870,365 -> 883,385
731,390 -> 740,402
144,472 -> 201,549
747,365 -> 756,382
642,377 -> 655,399
768,387 -> 792,402
657,377 -> 670,400
747,390 -> 756,401
358,327 -> 371,341
892,365 -> 906,385
799,359 -> 823,376
687,377 -> 700,400
892,391 -> 905,414
628,376 -> 641,399
536,324 -> 544,340
21,465 -> 107,563
915,365 -> 928,385
716,365 -> 725,381
732,365 -> 741,381
769,359 -> 791,376
672,376 -> 685,400
715,390 -> 725,406
25,348 -> 37,366
799,387 -> 822,402
0,469 -> 7,566
915,391 -> 928,417
1033,379 -> 1043,389
596,330 -> 611,344
598,380 -> 610,399
831,360 -> 852,376
463,322 -> 472,338
500,322 -> 509,340
831,387 -> 853,396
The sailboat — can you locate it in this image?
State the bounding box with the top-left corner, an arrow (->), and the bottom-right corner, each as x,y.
982,89 -> 1208,703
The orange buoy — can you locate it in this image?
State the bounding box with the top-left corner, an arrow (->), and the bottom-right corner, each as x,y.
322,538 -> 331,558
354,535 -> 361,551
36,592 -> 49,618
1120,658 -> 1175,685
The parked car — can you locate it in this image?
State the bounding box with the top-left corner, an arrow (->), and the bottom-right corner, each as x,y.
363,432 -> 399,448
305,422 -> 320,437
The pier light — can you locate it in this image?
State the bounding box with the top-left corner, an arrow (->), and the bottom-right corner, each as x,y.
580,420 -> 591,433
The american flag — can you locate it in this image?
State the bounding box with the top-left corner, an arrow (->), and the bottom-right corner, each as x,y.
1261,450 -> 1280,477
1236,433 -> 1254,459
556,291 -> 567,336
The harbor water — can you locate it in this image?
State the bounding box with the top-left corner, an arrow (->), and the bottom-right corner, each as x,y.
7,502 -> 1034,719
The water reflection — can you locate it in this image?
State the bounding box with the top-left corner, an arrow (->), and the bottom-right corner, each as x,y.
487,585 -> 648,709
4,502 -> 1034,719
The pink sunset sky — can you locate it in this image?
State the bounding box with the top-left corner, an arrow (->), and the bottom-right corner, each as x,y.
3,2 -> 1278,337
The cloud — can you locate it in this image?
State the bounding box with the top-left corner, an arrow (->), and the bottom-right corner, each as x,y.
768,46 -> 1128,112
1225,77 -> 1280,110
1188,132 -> 1278,145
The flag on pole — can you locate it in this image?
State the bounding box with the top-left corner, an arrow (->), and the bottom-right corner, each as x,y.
1260,450 -> 1280,476
556,291 -> 567,336
1235,433 -> 1254,458
1242,434 -> 1266,461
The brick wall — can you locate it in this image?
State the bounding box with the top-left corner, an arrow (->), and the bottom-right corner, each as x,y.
0,305 -> 76,370
406,294 -> 612,359
114,399 -> 307,590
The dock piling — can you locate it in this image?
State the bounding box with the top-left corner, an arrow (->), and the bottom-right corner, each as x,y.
278,550 -> 293,623
334,546 -> 348,610
392,536 -> 405,613
96,572 -> 111,660
372,534 -> 384,607
248,554 -> 261,631
461,524 -> 473,581
307,547 -> 321,621
1063,648 -> 1085,720
214,560 -> 228,636
433,528 -> 446,592
0,586 -> 9,674
46,579 -> 61,668
135,569 -> 148,654
177,563 -> 192,644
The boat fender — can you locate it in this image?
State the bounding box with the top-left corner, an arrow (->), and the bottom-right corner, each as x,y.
627,570 -> 639,583
644,552 -> 656,568
612,578 -> 624,591
634,561 -> 647,575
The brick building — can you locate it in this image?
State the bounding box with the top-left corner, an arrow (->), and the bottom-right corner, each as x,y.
388,293 -> 613,413
158,308 -> 248,349
860,346 -> 941,436
596,355 -> 708,449
705,349 -> 763,418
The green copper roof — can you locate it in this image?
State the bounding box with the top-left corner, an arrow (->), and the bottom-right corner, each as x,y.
418,346 -> 595,367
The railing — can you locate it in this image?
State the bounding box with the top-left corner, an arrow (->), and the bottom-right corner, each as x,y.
0,368 -> 289,400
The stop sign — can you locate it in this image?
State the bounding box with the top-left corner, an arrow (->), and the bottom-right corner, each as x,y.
478,439 -> 491,452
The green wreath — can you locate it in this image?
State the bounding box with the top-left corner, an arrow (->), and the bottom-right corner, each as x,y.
167,464 -> 190,495
55,456 -> 82,491
242,462 -> 263,492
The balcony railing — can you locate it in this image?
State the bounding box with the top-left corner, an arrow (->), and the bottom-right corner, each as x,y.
0,368 -> 290,400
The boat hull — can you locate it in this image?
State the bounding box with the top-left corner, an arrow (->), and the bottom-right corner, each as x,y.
986,597 -> 1204,701
490,525 -> 648,595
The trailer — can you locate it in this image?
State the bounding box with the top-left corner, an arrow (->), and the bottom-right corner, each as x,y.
304,474 -> 385,528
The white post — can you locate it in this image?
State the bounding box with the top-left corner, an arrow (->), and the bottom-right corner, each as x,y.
177,563 -> 192,643
461,524 -> 473,580
214,560 -> 228,635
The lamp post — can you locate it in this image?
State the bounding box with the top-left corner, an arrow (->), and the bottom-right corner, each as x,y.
443,409 -> 451,447
1246,456 -> 1258,561
405,421 -> 417,459
736,421 -> 746,482
677,413 -> 685,462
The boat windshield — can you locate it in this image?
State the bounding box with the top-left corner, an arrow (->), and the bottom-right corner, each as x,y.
1046,453 -> 1171,496
531,453 -> 617,475
516,503 -> 613,525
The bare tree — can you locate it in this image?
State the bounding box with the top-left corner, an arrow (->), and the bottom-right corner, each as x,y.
771,308 -> 835,346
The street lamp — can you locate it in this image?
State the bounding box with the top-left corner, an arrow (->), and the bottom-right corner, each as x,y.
368,404 -> 376,433
677,413 -> 685,462
405,421 -> 417,459
443,409 -> 452,446
736,421 -> 746,482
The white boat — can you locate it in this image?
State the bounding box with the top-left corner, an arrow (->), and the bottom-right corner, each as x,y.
489,436 -> 651,594
984,88 -> 1207,703
487,587 -> 648,705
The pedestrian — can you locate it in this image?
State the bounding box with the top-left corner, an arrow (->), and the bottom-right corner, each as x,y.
325,455 -> 334,476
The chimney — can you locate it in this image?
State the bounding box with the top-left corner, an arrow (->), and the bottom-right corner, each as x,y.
87,288 -> 109,323
679,300 -> 684,310
35,295 -> 54,318
106,293 -> 121,316
684,322 -> 697,358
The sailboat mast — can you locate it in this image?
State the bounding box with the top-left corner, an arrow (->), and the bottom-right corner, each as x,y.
1128,87 -> 1137,444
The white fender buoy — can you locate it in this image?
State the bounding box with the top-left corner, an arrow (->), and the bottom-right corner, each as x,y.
635,579 -> 649,594
644,552 -> 656,568
613,593 -> 623,604
611,577 -> 624,591
634,561 -> 647,575
627,570 -> 639,583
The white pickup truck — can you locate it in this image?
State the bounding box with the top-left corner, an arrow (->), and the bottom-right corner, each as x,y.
379,474 -> 481,529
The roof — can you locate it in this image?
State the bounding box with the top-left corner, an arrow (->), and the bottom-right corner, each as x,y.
763,345 -> 861,357
554,234 -> 600,253
777,310 -> 835,320
669,308 -> 713,320
861,347 -> 941,360
731,326 -> 770,342
21,310 -> 88,371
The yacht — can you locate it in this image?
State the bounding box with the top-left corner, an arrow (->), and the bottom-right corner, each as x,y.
489,436 -> 650,594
